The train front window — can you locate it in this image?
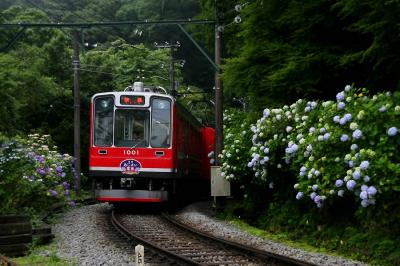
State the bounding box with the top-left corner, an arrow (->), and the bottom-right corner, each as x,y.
151,98 -> 171,148
94,96 -> 114,147
114,109 -> 150,147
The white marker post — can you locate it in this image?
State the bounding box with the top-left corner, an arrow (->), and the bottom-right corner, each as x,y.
135,244 -> 144,266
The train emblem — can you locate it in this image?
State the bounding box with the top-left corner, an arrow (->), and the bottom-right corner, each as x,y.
120,159 -> 141,175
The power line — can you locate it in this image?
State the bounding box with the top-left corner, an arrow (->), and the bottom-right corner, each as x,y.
0,19 -> 215,28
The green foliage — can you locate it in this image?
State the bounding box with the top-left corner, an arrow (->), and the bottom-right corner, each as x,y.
219,0 -> 400,110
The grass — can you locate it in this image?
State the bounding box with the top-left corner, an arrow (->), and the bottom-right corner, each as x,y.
13,240 -> 76,266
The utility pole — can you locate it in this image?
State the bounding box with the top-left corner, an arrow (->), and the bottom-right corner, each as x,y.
155,42 -> 180,96
72,30 -> 81,195
214,25 -> 223,165
169,47 -> 175,95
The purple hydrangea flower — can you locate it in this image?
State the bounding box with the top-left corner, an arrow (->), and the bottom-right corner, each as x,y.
340,134 -> 349,142
361,200 -> 369,207
336,91 -> 345,101
346,180 -> 356,190
352,129 -> 363,140
367,186 -> 377,196
296,192 -> 303,200
387,127 -> 398,136
360,161 -> 370,170
314,195 -> 321,204
310,192 -> 317,200
69,201 -> 76,207
56,166 -> 63,173
49,189 -> 58,197
37,168 -> 46,176
335,179 -> 344,187
62,182 -> 70,189
64,189 -> 70,196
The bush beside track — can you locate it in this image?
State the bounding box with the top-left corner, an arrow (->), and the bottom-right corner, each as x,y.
219,86 -> 400,266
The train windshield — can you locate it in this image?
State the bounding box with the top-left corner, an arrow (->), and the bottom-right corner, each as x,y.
114,109 -> 150,147
151,98 -> 171,148
94,96 -> 114,147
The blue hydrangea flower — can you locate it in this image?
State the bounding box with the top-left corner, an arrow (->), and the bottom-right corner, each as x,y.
338,190 -> 344,197
352,171 -> 361,180
263,108 -> 270,117
335,179 -> 343,187
338,102 -> 346,110
314,170 -> 320,176
361,185 -> 368,191
360,161 -> 370,170
363,175 -> 370,182
304,106 -> 311,112
336,91 -> 345,101
346,180 -> 356,190
309,127 -> 316,133
312,184 -> 318,191
352,129 -> 363,140
300,171 -> 305,176
387,127 -> 398,136
340,134 -> 349,142
323,133 -> 330,140
339,117 -> 347,125
320,127 -> 326,133
333,116 -> 340,123
296,192 -> 303,200
344,113 -> 352,122
348,161 -> 354,168
300,166 -> 307,172
264,147 -> 270,153
351,144 -> 358,151
379,106 -> 387,112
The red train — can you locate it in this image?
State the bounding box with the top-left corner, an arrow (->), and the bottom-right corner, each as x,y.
89,82 -> 214,203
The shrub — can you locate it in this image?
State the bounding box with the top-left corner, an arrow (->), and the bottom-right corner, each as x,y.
0,134 -> 77,216
221,86 -> 400,210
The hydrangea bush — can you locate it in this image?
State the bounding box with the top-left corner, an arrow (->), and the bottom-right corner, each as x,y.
220,86 -> 400,210
0,134 -> 77,215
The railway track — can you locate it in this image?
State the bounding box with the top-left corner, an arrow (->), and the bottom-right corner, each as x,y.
111,210 -> 319,266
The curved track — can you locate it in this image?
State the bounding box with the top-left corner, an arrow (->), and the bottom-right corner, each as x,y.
111,210 -> 319,266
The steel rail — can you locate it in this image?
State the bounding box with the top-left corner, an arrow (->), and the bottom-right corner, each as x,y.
161,213 -> 320,266
110,210 -> 202,266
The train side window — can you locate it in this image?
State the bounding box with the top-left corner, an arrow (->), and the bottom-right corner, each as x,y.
151,98 -> 171,148
94,96 -> 114,147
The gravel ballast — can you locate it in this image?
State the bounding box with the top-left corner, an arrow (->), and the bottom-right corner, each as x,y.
52,202 -> 368,265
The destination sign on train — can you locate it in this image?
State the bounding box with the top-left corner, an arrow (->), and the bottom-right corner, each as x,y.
120,95 -> 145,105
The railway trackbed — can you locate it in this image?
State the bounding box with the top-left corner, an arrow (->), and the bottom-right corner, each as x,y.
111,210 -> 319,266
